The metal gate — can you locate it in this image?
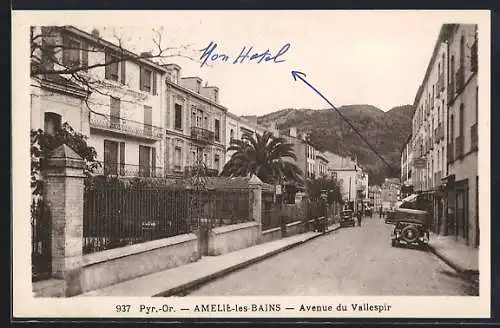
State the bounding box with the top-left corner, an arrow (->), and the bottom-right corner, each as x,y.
31,198 -> 52,281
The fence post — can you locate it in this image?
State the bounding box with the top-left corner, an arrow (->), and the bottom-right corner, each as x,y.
248,175 -> 263,240
43,144 -> 86,297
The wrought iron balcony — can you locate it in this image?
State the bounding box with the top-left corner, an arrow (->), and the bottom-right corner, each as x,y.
191,126 -> 215,144
90,112 -> 163,140
94,162 -> 164,178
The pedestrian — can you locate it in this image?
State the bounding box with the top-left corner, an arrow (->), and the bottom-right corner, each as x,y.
379,206 -> 383,217
356,211 -> 362,227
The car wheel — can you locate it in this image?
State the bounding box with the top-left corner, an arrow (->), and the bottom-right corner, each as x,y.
391,239 -> 396,247
400,225 -> 419,244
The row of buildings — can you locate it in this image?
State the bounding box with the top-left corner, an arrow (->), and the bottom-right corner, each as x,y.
31,25 -> 369,207
400,24 -> 479,249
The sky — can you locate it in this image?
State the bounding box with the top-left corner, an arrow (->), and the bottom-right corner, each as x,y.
71,11 -> 480,116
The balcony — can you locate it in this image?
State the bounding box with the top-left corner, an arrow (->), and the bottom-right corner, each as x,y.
447,143 -> 454,164
455,136 -> 464,160
183,166 -> 219,178
471,123 -> 478,151
455,66 -> 465,93
191,126 -> 215,144
90,113 -> 163,140
94,162 -> 164,178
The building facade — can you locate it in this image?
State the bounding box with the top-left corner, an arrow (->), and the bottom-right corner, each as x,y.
410,24 -> 478,248
444,24 -> 479,247
163,66 -> 227,178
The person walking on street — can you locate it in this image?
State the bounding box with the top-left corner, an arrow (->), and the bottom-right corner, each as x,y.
357,211 -> 362,227
379,206 -> 383,218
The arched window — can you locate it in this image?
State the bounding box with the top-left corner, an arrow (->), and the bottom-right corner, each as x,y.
44,112 -> 61,135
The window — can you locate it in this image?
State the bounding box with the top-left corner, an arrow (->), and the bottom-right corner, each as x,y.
139,145 -> 155,177
44,112 -> 61,135
450,114 -> 455,141
104,140 -> 125,176
144,105 -> 152,136
214,119 -> 220,142
174,104 -> 182,130
67,39 -> 80,67
105,53 -> 119,81
174,147 -> 182,171
140,67 -> 157,94
110,97 -> 120,128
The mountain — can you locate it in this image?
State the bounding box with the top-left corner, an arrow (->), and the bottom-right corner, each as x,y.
256,104 -> 414,186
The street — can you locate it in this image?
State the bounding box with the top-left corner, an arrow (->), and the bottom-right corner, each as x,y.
182,215 -> 478,296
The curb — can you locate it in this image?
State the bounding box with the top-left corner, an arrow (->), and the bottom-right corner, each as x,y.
154,225 -> 341,297
427,244 -> 479,284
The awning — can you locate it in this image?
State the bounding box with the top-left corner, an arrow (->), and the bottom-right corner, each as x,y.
400,194 -> 418,203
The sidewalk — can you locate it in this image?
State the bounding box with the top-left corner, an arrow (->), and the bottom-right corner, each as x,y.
427,235 -> 479,275
79,223 -> 341,297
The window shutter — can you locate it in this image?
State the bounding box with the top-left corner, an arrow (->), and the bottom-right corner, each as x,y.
81,41 -> 88,69
152,71 -> 157,95
139,66 -> 144,91
62,35 -> 70,66
119,142 -> 125,175
120,60 -> 126,84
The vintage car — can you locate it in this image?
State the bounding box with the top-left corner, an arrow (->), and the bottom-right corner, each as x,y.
339,209 -> 356,228
390,208 -> 430,248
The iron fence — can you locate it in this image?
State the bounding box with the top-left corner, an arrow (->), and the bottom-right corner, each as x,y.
83,187 -> 191,254
31,197 -> 52,281
83,184 -> 252,254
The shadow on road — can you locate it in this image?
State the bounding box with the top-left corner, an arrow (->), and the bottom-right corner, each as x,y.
438,269 -> 479,296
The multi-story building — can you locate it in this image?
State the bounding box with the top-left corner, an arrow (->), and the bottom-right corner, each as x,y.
163,65 -> 227,178
32,26 -> 168,178
443,24 -> 479,247
280,127 -> 317,179
410,24 -> 478,248
400,134 -> 413,187
316,151 -> 329,177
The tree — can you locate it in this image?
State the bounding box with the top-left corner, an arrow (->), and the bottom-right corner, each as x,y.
306,174 -> 342,203
31,122 -> 100,196
220,131 -> 303,185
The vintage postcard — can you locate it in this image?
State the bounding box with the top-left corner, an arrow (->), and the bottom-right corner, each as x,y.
12,9 -> 491,319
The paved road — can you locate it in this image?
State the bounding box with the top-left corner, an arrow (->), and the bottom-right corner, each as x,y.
184,215 -> 478,296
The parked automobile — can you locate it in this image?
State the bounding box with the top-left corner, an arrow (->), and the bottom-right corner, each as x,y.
390,208 -> 430,248
339,209 -> 356,228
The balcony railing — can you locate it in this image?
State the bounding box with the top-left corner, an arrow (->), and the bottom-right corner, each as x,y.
455,136 -> 464,159
471,123 -> 478,151
455,66 -> 465,93
183,166 -> 219,178
191,126 -> 215,144
90,113 -> 163,140
447,143 -> 454,164
94,162 -> 164,178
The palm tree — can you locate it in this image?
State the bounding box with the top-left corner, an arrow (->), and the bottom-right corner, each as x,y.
221,131 -> 303,185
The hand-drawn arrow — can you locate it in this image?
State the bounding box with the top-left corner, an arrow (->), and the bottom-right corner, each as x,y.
291,70 -> 396,174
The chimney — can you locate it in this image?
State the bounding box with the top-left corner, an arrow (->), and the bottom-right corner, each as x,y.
91,28 -> 100,38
